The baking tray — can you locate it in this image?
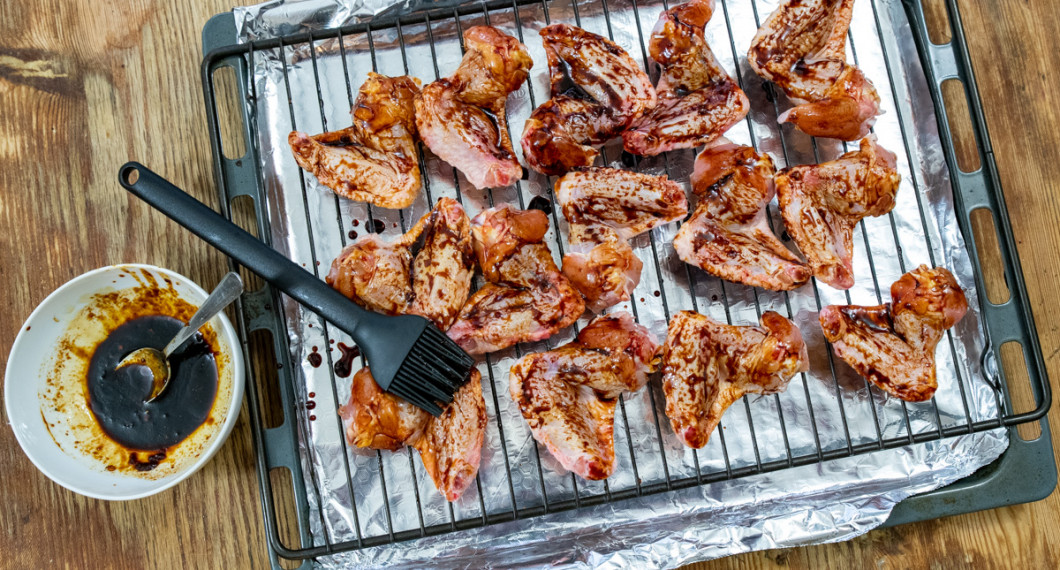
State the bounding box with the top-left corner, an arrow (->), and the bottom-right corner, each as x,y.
198,0 -> 1054,566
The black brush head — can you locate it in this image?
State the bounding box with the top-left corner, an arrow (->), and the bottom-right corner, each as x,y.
355,313 -> 474,417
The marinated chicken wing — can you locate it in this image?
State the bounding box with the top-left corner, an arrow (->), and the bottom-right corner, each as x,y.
447,206 -> 585,354
327,197 -> 475,329
623,0 -> 749,156
674,143 -> 810,290
509,312 -> 658,479
775,136 -> 900,289
820,266 -> 968,402
289,73 -> 422,209
555,168 -> 689,311
660,310 -> 808,448
521,24 -> 657,175
748,0 -> 881,140
416,26 -> 533,189
330,198 -> 485,501
413,370 -> 488,501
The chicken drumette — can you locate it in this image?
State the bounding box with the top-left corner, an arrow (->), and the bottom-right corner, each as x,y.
447,205 -> 585,354
775,136 -> 900,289
509,312 -> 658,480
330,198 -> 487,501
674,142 -> 810,290
660,310 -> 808,449
820,265 -> 968,402
417,26 -> 533,189
555,168 -> 688,312
623,0 -> 749,156
521,24 -> 657,175
748,0 -> 881,141
289,73 -> 422,209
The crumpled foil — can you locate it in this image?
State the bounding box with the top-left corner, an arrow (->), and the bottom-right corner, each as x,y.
235,0 -> 1009,567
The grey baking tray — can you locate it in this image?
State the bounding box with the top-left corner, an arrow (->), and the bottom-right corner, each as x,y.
197,0 -> 1054,566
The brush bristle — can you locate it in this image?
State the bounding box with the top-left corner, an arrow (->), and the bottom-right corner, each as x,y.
390,326 -> 474,416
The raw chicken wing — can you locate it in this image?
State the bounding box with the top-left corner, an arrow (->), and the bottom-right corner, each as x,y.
820,265 -> 968,402
509,312 -> 658,479
674,143 -> 810,290
748,0 -> 881,140
448,206 -> 585,354
660,310 -> 808,448
623,0 -> 749,155
289,73 -> 422,209
327,197 -> 474,329
775,136 -> 900,289
417,26 -> 533,189
555,168 -> 689,311
330,198 -> 485,501
521,24 -> 657,175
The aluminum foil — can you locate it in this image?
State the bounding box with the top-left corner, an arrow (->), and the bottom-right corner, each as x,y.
235,0 -> 1009,566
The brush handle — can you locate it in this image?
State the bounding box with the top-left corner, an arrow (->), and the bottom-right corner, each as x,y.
119,162 -> 371,341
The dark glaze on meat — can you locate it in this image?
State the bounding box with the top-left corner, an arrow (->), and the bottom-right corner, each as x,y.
416,26 -> 532,189
659,310 -> 808,449
521,24 -> 657,176
674,143 -> 810,290
289,73 -> 422,209
820,265 -> 968,402
623,0 -> 750,156
748,0 -> 881,140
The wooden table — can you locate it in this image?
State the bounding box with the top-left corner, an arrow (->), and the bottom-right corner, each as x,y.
2,0 -> 1058,567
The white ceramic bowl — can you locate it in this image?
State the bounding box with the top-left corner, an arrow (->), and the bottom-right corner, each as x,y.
4,264 -> 245,500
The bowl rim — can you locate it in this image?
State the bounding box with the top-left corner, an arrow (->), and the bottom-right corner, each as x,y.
4,263 -> 246,500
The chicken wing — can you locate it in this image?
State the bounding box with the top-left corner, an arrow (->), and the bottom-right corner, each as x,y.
330,198 -> 485,501
447,205 -> 585,354
775,136 -> 900,289
674,142 -> 810,290
521,24 -> 657,175
660,310 -> 808,449
555,168 -> 689,312
820,265 -> 968,402
327,197 -> 474,330
413,369 -> 488,501
289,73 -> 422,209
416,26 -> 533,189
509,312 -> 658,479
623,0 -> 749,156
748,0 -> 881,141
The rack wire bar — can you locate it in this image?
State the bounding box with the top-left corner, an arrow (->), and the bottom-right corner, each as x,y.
200,0 -> 1051,560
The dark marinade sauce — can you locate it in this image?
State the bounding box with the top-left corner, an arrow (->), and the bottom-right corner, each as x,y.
87,315 -> 218,451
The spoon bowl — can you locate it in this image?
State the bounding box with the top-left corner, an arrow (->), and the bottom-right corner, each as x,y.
117,271 -> 243,401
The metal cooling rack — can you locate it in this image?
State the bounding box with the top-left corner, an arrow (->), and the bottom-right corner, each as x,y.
199,0 -> 1053,564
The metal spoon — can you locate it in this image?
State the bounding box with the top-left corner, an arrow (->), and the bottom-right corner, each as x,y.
117,271 -> 244,402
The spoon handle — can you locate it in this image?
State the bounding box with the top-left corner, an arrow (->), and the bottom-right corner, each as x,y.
164,271 -> 244,356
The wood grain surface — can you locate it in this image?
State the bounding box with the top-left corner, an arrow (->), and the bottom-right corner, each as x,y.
1,0 -> 1058,568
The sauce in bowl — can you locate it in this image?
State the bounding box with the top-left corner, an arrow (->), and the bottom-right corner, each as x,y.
40,268 -> 232,479
87,316 -> 218,459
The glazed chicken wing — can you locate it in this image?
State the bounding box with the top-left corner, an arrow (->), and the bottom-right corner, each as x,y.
447,206 -> 585,354
748,0 -> 881,140
416,26 -> 533,189
674,143 -> 810,290
521,24 -> 657,175
623,0 -> 749,156
660,310 -> 808,449
775,136 -> 900,289
327,197 -> 474,329
820,266 -> 968,402
289,73 -> 422,209
555,168 -> 689,312
330,198 -> 485,501
509,312 -> 658,479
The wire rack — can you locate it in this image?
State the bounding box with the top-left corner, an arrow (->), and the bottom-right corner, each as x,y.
200,0 -> 1050,561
